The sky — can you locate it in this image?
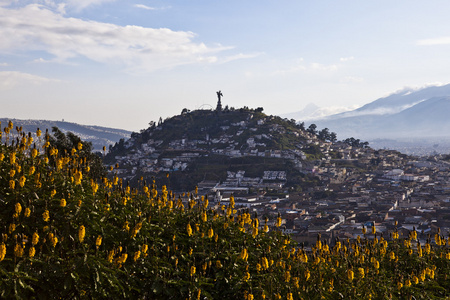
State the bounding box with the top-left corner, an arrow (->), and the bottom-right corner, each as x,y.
2,0 -> 450,131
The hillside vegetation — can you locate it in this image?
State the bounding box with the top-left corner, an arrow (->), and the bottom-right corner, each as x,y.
1,121 -> 450,299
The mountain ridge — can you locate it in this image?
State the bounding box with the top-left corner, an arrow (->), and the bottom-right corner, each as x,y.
305,84 -> 450,142
0,118 -> 131,151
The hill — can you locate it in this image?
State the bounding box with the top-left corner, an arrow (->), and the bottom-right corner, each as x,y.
104,107 -> 330,191
0,118 -> 131,151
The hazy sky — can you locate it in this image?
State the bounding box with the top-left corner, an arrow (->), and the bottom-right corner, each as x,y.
2,0 -> 450,131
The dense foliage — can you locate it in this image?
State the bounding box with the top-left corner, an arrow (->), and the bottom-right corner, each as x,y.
1,121 -> 450,299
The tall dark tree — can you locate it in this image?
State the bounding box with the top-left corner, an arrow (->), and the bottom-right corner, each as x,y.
307,123 -> 317,135
329,132 -> 337,142
48,127 -> 105,179
318,128 -> 330,141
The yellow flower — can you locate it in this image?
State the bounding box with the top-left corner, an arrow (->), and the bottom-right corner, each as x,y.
107,250 -> 114,263
207,228 -> 214,239
36,128 -> 41,137
9,180 -> 15,190
74,170 -> 82,185
9,223 -> 16,234
51,235 -> 58,247
78,225 -> 86,243
347,269 -> 354,281
284,270 -> 291,283
0,153 -> 4,162
243,272 -> 250,282
14,243 -> 24,257
413,276 -> 419,285
252,227 -> 258,238
32,232 -> 39,245
239,248 -> 248,261
60,198 -> 66,207
262,257 -> 269,270
190,266 -> 196,276
29,246 -> 36,258
305,269 -> 311,281
141,244 -> 148,256
389,251 -> 396,260
373,259 -> 380,269
15,202 -> 22,215
10,169 -> 16,178
96,236 -> 102,248
405,279 -> 411,287
43,210 -> 50,222
24,207 -> 31,218
77,142 -> 83,150
31,148 -> 38,158
0,243 -> 6,261
50,189 -> 56,198
119,253 -> 128,264
216,260 -> 222,268
133,250 -> 141,262
276,216 -> 282,227
247,294 -> 254,300
358,267 -> 365,279
10,152 -> 16,164
187,223 -> 193,237
19,176 -> 26,188
371,223 -> 376,235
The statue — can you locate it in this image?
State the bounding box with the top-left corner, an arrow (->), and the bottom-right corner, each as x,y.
216,90 -> 223,111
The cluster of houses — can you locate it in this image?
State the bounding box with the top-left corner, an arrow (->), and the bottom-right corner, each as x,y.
107,110 -> 450,248
194,144 -> 450,249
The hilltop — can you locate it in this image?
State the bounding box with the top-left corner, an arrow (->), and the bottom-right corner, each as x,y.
105,106 -> 337,191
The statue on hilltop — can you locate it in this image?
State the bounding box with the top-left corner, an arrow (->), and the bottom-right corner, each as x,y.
216,90 -> 223,111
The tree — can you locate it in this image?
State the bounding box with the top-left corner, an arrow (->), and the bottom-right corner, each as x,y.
307,124 -> 317,135
48,127 -> 106,179
329,132 -> 337,142
318,128 -> 330,141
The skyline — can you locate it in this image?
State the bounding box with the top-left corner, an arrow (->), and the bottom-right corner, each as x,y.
2,1 -> 450,131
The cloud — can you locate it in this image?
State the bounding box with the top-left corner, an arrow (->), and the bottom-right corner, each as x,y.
0,4 -> 231,72
310,63 -> 338,72
340,56 -> 354,62
417,37 -> 450,46
134,4 -> 156,10
65,0 -> 116,11
0,62 -> 8,66
219,52 -> 262,64
0,71 -> 60,90
341,76 -> 364,83
273,59 -> 339,76
133,4 -> 172,11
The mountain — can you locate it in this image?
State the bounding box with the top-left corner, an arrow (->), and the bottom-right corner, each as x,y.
281,103 -> 357,121
0,118 -> 131,151
305,84 -> 450,154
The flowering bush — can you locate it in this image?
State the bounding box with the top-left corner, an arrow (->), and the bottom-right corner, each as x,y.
0,121 -> 449,299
